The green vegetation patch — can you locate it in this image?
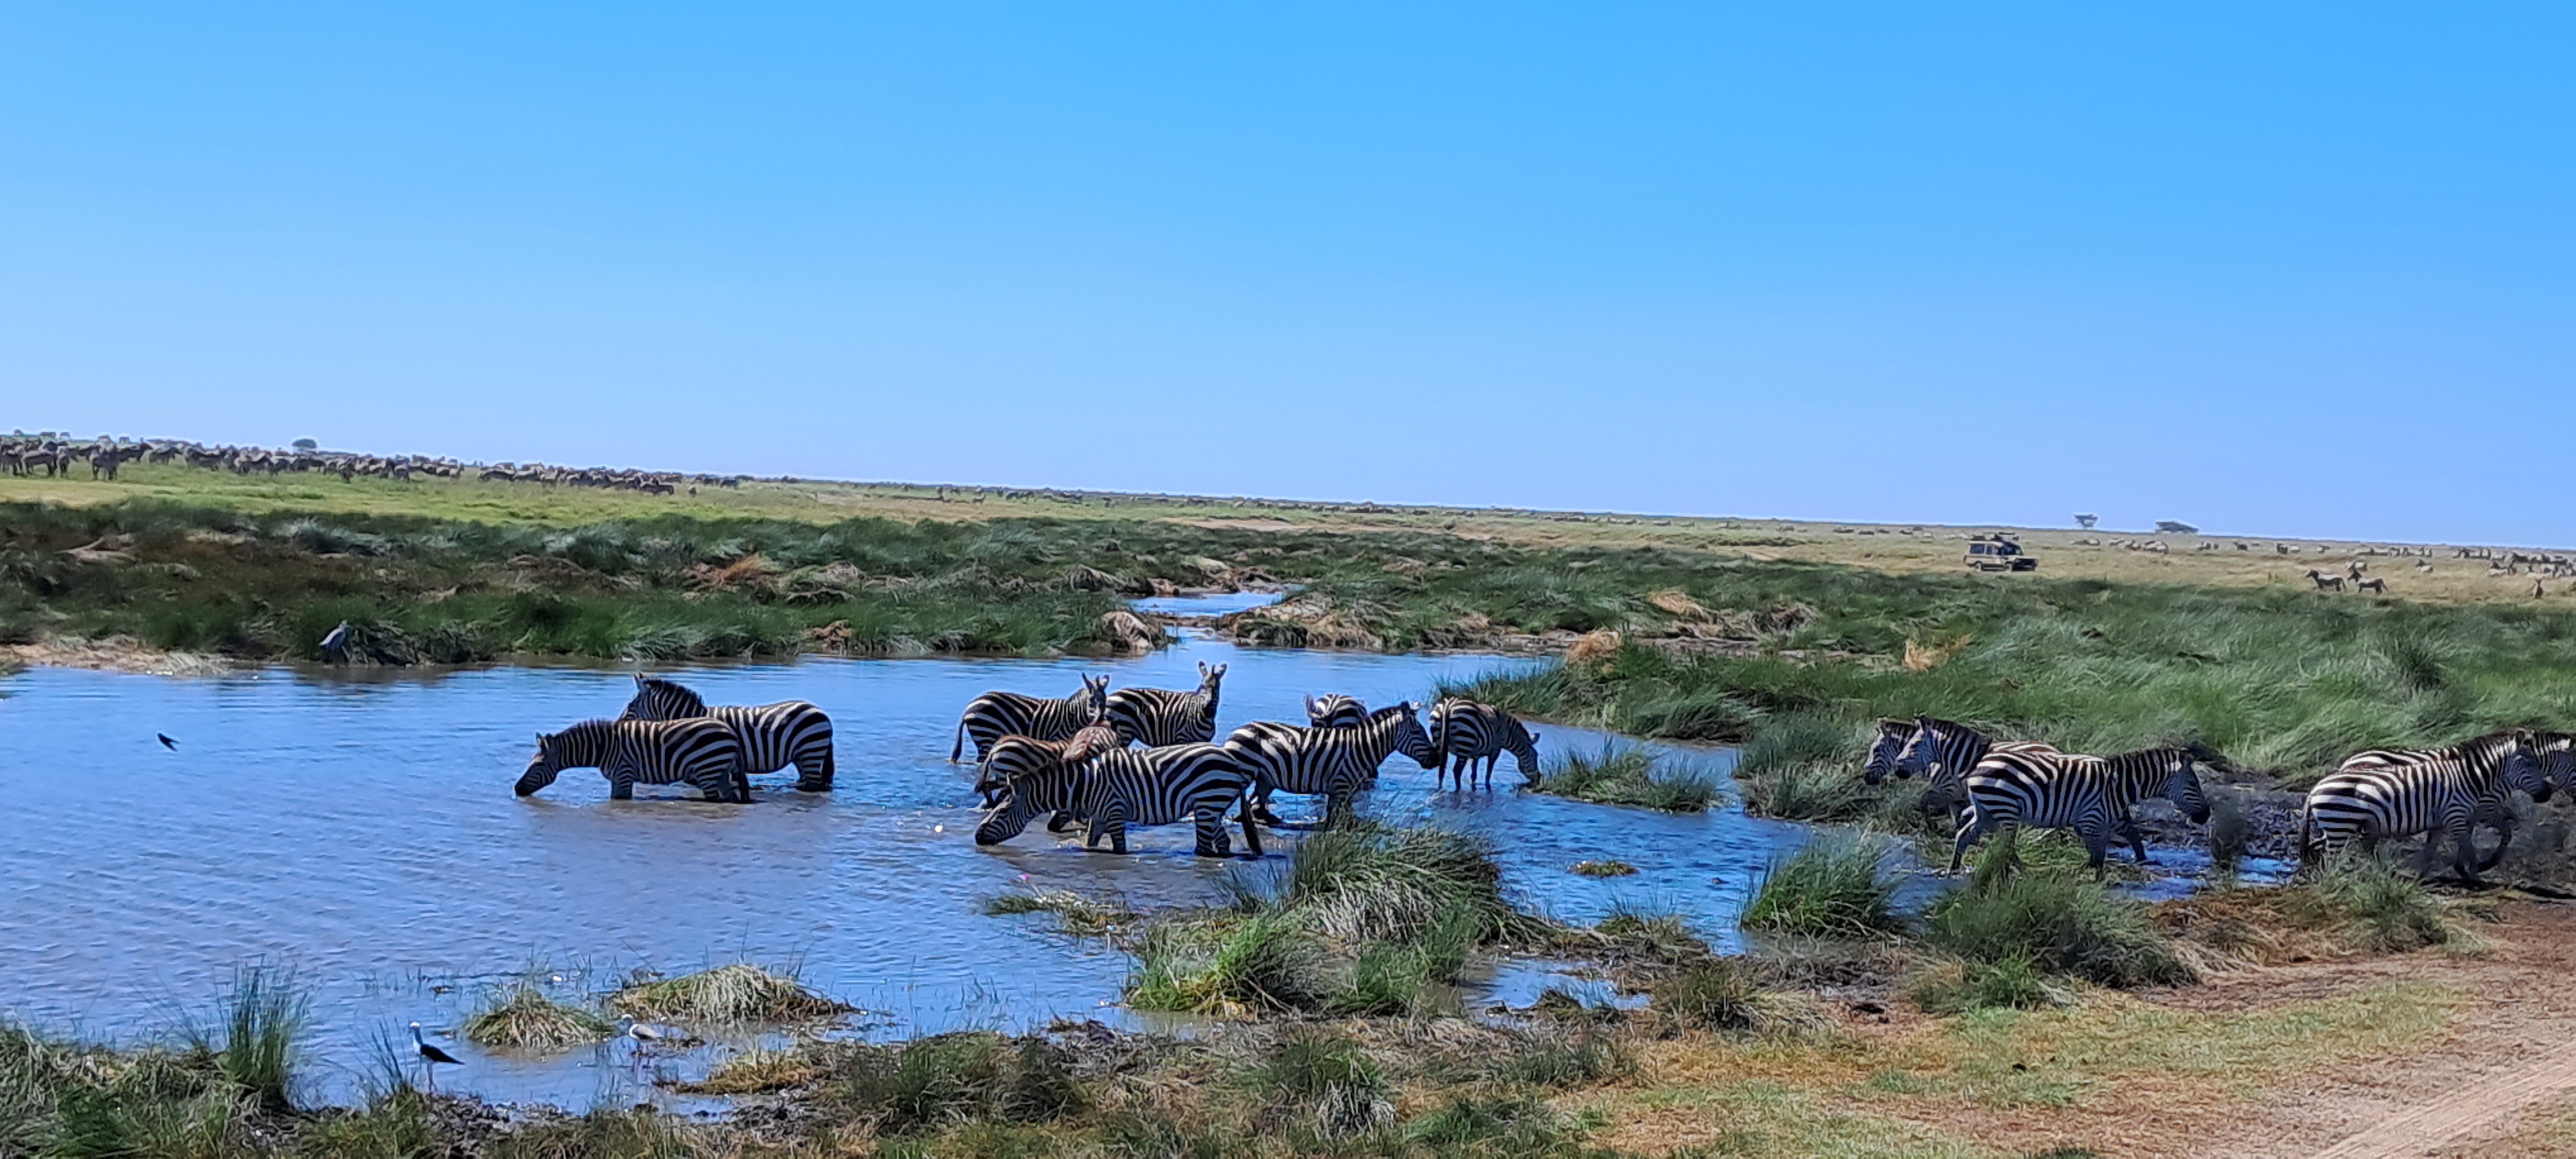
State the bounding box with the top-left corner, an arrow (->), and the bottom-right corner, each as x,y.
1523,745 -> 1721,812
605,963 -> 849,1026
1741,834 -> 1904,939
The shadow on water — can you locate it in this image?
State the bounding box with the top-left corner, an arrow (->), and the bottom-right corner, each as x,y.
0,591 -> 2243,1107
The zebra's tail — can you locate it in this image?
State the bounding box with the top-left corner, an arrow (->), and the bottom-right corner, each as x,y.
2294,808 -> 2318,869
950,718 -> 967,763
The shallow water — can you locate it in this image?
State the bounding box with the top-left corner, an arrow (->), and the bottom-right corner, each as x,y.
0,602 -> 2234,1108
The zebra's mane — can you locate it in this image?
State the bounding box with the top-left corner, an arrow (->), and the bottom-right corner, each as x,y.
636,676 -> 707,713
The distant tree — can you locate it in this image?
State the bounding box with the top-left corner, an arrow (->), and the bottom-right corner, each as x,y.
292,438 -> 319,451
2073,513 -> 2099,529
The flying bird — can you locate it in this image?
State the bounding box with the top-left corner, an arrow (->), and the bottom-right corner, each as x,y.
409,1022 -> 463,1092
157,734 -> 177,750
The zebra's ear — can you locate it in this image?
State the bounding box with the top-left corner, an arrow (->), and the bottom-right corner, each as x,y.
633,673 -> 647,687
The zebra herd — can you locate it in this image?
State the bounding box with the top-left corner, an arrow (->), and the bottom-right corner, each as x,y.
514,675 -> 835,802
1,431 -> 745,492
955,664 -> 1542,857
1865,715 -> 2576,882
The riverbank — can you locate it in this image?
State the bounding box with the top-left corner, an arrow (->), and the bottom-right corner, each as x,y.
6,833 -> 2556,1159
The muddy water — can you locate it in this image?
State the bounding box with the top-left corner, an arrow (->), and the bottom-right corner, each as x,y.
0,605 -> 2245,1108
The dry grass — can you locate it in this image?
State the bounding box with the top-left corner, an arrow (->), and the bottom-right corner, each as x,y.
462,984 -> 614,1051
674,1048 -> 823,1095
605,963 -> 849,1026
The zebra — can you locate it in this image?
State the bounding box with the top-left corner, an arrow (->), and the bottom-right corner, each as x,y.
1948,744 -> 2215,875
618,674 -> 836,792
1104,662 -> 1226,746
2305,569 -> 2346,592
1305,694 -> 1367,730
1885,718 -> 2161,858
1428,698 -> 1540,791
1223,703 -> 1439,825
976,742 -> 1261,858
2300,731 -> 2551,881
952,674 -> 1109,763
972,720 -> 1126,837
514,718 -> 748,803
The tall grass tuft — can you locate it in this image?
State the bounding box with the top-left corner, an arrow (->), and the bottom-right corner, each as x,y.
1522,746 -> 1720,812
607,963 -> 849,1025
1920,836 -> 2195,990
2300,853 -> 2458,953
1741,834 -> 1903,939
463,984 -> 614,1051
826,1032 -> 1085,1134
181,964 -> 307,1114
1241,1029 -> 1392,1142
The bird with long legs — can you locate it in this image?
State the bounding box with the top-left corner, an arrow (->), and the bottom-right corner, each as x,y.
409,1022 -> 462,1093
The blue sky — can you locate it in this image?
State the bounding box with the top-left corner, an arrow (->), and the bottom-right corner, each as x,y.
3,4 -> 2568,543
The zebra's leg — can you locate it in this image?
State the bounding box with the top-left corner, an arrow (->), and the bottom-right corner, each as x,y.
801,744 -> 835,792
2080,819 -> 2113,877
1237,795 -> 1264,857
1046,811 -> 1078,834
609,775 -> 634,801
2120,810 -> 2149,864
2475,809 -> 2517,874
1195,807 -> 1227,858
1482,754 -> 1498,791
1948,809 -> 2000,875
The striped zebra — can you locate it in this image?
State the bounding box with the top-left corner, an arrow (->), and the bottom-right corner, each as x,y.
515,718 -> 748,803
2301,731 -> 2551,881
1884,718 -> 2153,855
1224,703 -> 1439,825
1428,698 -> 1540,791
952,674 -> 1109,763
1305,694 -> 1366,730
1948,744 -> 2215,875
618,675 -> 836,792
973,721 -> 1125,833
976,742 -> 1261,857
1104,662 -> 1227,746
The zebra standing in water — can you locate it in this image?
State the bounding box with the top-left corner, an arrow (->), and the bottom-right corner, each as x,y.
1104,662 -> 1226,746
973,720 -> 1125,836
1887,718 -> 2157,857
515,718 -> 748,802
1949,744 -> 2215,875
619,675 -> 837,792
1305,694 -> 1367,730
1224,703 -> 1439,825
976,743 -> 1261,857
952,675 -> 1109,763
2301,731 -> 2550,881
1428,698 -> 1541,791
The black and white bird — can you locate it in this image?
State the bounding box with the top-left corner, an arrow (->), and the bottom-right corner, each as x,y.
157,734 -> 177,750
319,621 -> 349,658
409,1022 -> 462,1091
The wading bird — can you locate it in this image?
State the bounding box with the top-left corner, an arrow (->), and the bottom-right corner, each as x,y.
409,1022 -> 462,1092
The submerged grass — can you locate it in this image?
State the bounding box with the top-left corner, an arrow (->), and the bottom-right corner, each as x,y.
462,985 -> 614,1052
1523,746 -> 1721,812
981,888 -> 1137,937
605,963 -> 849,1026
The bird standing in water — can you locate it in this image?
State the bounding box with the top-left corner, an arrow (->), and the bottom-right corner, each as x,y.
409,1022 -> 462,1093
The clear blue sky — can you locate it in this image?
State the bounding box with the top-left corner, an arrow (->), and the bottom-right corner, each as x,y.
3,4 -> 2568,543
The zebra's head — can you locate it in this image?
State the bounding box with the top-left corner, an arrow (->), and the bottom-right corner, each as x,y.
2507,731 -> 2555,804
1197,662 -> 1227,699
1863,719 -> 1916,784
516,731 -> 568,796
1386,702 -> 1440,770
974,754 -> 1082,847
2527,731 -> 2576,797
2158,751 -> 2212,824
1076,674 -> 1111,718
618,674 -> 705,722
1891,716 -> 1951,780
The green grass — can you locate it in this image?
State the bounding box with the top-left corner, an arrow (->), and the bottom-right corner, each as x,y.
1919,839 -> 2195,995
1741,834 -> 1904,939
981,888 -> 1137,937
1523,745 -> 1722,812
2294,853 -> 2464,953
1241,1029 -> 1393,1142
605,963 -> 849,1025
181,965 -> 308,1114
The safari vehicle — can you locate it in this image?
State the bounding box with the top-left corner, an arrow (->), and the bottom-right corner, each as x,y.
1965,536 -> 2038,572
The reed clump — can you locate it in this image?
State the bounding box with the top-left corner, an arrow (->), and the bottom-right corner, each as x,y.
462,984 -> 614,1051
1918,838 -> 2196,997
1523,746 -> 1720,813
606,963 -> 849,1026
1740,833 -> 1904,939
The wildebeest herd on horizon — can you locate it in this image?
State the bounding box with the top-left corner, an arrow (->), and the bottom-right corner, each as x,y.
508,667 -> 2576,888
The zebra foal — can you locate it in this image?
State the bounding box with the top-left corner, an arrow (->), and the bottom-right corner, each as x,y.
1104,662 -> 1226,746
953,674 -> 1109,763
2301,731 -> 2551,881
515,718 -> 748,803
1949,744 -> 2214,875
976,743 -> 1261,858
1428,698 -> 1540,791
1224,703 -> 1439,825
619,674 -> 837,792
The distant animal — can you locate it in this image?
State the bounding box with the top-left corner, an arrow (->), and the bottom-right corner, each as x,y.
1948,745 -> 2215,876
1224,703 -> 1440,826
976,742 -> 1261,858
2305,569 -> 2346,592
410,1022 -> 463,1092
2537,580 -> 2549,600
2301,732 -> 2551,882
514,718 -> 748,802
952,675 -> 1110,764
1103,662 -> 1226,747
2355,577 -> 2387,594
1428,698 -> 1540,791
1305,694 -> 1368,730
318,621 -> 349,657
2347,561 -> 2367,580
619,674 -> 837,791
157,733 -> 177,750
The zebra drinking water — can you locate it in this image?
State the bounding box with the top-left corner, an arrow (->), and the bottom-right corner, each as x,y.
1428,698 -> 1539,791
1224,703 -> 1439,825
952,675 -> 1109,763
618,675 -> 837,792
1948,744 -> 2216,875
975,742 -> 1261,858
515,718 -> 749,803
1104,662 -> 1226,746
2301,731 -> 2551,881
